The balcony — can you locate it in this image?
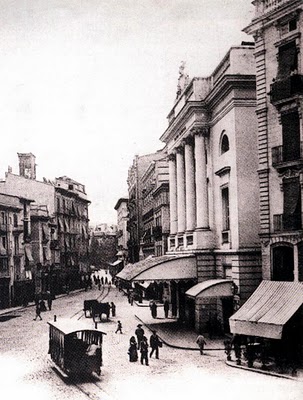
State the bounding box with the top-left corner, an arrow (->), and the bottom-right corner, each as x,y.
270,75 -> 303,105
273,213 -> 302,232
272,142 -> 303,170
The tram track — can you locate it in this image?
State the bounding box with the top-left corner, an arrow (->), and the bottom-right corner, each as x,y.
72,379 -> 114,400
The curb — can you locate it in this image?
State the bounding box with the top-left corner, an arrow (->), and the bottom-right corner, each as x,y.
134,314 -> 225,352
225,360 -> 298,381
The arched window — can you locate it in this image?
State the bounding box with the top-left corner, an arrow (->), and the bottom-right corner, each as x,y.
220,132 -> 229,154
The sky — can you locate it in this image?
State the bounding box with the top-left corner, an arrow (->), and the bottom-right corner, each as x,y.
0,0 -> 255,225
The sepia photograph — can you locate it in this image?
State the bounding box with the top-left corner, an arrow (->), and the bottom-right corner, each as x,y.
0,1 -> 302,399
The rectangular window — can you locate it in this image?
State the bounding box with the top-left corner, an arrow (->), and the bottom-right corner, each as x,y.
282,111 -> 301,162
13,213 -> 18,227
14,236 -> 19,255
283,177 -> 302,230
278,41 -> 297,79
0,258 -> 8,271
222,187 -> 230,231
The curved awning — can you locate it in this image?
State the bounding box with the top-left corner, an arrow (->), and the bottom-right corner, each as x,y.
116,254 -> 197,282
229,280 -> 303,340
185,279 -> 233,299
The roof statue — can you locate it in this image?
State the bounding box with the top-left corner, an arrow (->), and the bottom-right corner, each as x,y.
176,61 -> 190,100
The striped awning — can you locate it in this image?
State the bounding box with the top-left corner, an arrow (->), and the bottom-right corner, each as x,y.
116,255 -> 196,282
229,280 -> 303,339
186,279 -> 233,299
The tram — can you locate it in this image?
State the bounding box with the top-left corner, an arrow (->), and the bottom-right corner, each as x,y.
48,318 -> 106,378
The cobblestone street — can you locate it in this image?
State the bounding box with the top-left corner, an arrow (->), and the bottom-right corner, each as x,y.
0,286 -> 302,400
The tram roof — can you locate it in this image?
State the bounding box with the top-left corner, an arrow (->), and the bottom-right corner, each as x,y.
48,318 -> 107,335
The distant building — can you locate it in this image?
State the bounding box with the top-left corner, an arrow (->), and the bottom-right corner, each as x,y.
127,151 -> 165,263
0,153 -> 90,298
0,193 -> 33,308
90,223 -> 118,270
140,155 -> 170,258
114,198 -> 129,263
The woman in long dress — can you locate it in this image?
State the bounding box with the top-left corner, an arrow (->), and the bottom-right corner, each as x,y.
128,336 -> 138,362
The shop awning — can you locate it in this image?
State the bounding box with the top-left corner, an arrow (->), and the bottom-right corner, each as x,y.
185,279 -> 233,299
229,280 -> 303,340
116,254 -> 196,282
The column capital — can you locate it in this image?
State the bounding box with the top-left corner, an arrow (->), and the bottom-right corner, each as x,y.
183,135 -> 194,146
191,125 -> 210,137
167,152 -> 176,161
176,145 -> 184,154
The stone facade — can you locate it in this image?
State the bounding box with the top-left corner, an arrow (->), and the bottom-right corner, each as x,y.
244,0 -> 303,282
140,155 -> 170,258
127,152 -> 164,263
114,198 -> 129,263
0,193 -> 33,308
0,154 -> 90,298
161,45 -> 262,333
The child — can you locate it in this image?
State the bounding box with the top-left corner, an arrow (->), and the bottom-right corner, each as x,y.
115,320 -> 123,334
33,303 -> 42,321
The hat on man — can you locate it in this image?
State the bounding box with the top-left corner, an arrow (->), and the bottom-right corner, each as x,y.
137,324 -> 142,327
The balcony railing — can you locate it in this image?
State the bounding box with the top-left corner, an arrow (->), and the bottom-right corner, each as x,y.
272,142 -> 303,167
270,75 -> 303,104
273,213 -> 303,232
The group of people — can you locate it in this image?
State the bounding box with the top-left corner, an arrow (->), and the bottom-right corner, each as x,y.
127,324 -> 163,365
149,299 -> 170,319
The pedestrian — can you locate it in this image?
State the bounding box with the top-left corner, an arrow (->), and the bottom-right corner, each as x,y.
111,302 -> 116,317
130,292 -> 134,306
39,299 -> 47,312
163,300 -> 169,318
47,295 -> 52,311
196,334 -> 207,355
135,324 -> 145,350
140,336 -> 149,366
150,301 -> 157,318
149,330 -> 162,359
128,336 -> 138,362
105,276 -> 108,285
115,320 -> 123,334
101,276 -> 104,285
33,303 -> 42,321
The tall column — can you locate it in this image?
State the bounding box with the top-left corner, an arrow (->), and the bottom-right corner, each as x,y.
176,146 -> 186,233
184,137 -> 196,231
194,128 -> 209,229
168,153 -> 178,235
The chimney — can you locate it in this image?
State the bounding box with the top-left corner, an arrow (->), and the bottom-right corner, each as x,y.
18,153 -> 36,180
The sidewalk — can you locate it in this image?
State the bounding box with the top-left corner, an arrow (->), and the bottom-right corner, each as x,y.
133,301 -> 303,381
